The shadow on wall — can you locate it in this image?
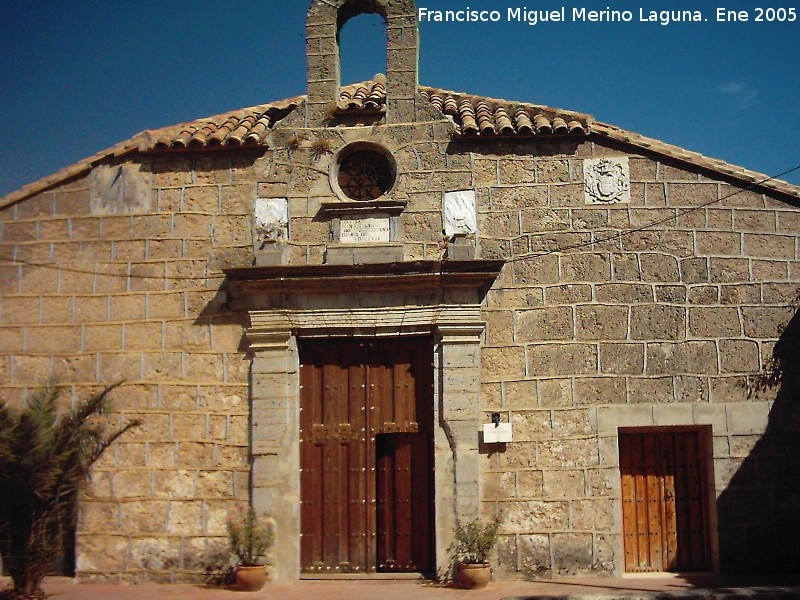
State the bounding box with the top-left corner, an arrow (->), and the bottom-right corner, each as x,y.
717,291 -> 800,573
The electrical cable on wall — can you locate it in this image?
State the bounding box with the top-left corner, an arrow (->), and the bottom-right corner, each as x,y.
0,163 -> 799,282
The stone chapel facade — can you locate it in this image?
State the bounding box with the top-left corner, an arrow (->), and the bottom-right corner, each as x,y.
2,0 -> 800,583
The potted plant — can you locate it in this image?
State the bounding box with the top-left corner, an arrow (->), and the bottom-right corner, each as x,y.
227,507 -> 275,591
452,516 -> 501,589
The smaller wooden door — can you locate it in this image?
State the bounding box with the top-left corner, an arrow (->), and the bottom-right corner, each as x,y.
376,433 -> 433,572
619,429 -> 711,573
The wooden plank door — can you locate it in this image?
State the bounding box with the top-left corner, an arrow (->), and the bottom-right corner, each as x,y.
299,338 -> 433,575
300,341 -> 369,574
373,339 -> 434,573
620,429 -> 711,573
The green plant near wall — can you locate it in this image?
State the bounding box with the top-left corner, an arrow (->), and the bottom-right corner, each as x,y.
0,381 -> 140,599
227,507 -> 275,567
749,288 -> 800,399
452,516 -> 502,564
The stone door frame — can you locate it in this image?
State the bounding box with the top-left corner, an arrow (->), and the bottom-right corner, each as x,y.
244,306 -> 484,581
595,406 -> 722,575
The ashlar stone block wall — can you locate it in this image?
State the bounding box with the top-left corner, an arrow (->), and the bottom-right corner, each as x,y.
2,122 -> 799,580
474,139 -> 800,576
0,153 -> 267,582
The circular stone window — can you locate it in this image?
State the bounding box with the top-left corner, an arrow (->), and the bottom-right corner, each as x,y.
332,143 -> 396,202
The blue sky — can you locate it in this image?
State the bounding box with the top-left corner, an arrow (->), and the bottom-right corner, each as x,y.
1,0 -> 799,198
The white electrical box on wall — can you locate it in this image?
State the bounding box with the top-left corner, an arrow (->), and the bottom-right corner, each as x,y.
483,422 -> 513,443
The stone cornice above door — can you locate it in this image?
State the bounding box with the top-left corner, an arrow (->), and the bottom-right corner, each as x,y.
223,260 -> 503,310
246,305 -> 484,344
223,259 -> 502,345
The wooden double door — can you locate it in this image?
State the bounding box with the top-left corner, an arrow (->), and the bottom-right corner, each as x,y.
619,429 -> 712,573
299,337 -> 434,575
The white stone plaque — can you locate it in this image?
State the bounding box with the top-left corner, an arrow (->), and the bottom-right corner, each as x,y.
483,423 -> 513,443
443,190 -> 477,236
583,157 -> 631,204
339,216 -> 391,243
254,197 -> 288,243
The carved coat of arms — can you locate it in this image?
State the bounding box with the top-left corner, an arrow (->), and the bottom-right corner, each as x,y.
583,157 -> 631,204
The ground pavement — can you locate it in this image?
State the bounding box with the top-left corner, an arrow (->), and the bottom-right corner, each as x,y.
4,574 -> 800,599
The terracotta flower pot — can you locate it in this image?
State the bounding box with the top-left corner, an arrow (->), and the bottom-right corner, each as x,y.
235,565 -> 268,591
457,561 -> 491,589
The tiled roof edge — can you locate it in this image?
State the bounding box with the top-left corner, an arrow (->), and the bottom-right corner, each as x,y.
0,134 -> 149,210
419,84 -> 595,126
0,99 -> 299,209
591,122 -> 800,200
3,85 -> 798,207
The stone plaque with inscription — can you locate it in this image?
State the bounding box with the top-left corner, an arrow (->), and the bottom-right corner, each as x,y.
339,216 -> 391,244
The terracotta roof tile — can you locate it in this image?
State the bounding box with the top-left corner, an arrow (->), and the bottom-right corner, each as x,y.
336,76 -> 593,137
418,87 -> 591,137
513,109 -> 533,134
148,100 -> 297,150
2,78 -> 797,207
0,98 -> 299,207
494,107 -> 513,135
339,77 -> 387,110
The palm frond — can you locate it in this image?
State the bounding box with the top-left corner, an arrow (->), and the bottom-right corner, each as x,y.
18,382 -> 59,461
0,380 -> 140,596
0,400 -> 19,464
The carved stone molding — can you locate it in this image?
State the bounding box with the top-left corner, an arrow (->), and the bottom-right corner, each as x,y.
224,260 -> 504,299
249,306 -> 482,340
437,323 -> 485,344
245,314 -> 292,352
